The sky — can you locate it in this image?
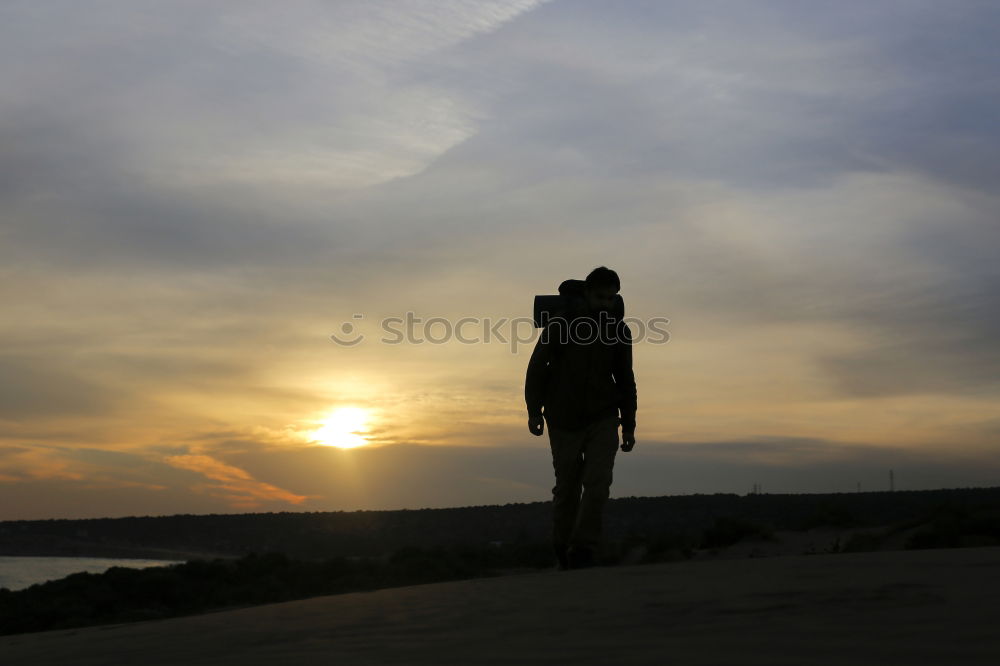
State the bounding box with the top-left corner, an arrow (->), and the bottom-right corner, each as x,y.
2,0 -> 999,520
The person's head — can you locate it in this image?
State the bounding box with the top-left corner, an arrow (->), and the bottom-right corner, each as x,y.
583,266 -> 620,313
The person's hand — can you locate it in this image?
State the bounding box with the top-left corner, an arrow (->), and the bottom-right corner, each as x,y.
621,428 -> 636,452
528,415 -> 545,436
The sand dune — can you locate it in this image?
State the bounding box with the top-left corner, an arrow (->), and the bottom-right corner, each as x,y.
3,547 -> 998,665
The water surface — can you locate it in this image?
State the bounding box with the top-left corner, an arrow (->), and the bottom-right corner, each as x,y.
0,555 -> 177,591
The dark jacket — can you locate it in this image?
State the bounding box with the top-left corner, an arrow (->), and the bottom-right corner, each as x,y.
525,309 -> 637,432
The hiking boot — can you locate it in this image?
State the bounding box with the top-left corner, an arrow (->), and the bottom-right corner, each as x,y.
554,544 -> 570,571
567,545 -> 595,569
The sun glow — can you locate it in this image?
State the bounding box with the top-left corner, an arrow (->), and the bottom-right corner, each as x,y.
310,406 -> 372,448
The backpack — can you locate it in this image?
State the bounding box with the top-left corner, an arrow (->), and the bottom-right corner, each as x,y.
533,279 -> 625,328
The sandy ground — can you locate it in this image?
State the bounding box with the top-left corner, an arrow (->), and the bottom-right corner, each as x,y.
3,546 -> 999,665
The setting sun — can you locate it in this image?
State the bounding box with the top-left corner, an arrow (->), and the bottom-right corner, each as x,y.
310,407 -> 372,449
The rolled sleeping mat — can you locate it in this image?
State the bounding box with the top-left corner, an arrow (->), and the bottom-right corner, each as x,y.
533,293 -> 624,328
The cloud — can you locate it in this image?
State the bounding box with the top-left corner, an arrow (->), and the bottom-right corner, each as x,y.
437,0 -> 1000,190
0,356 -> 125,420
0,0 -> 548,197
164,453 -> 309,507
0,445 -> 84,482
0,443 -> 313,518
0,0 -> 550,282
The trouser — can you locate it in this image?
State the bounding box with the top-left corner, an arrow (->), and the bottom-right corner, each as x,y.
548,415 -> 620,553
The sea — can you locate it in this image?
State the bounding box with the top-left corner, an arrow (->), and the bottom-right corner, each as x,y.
0,556 -> 178,591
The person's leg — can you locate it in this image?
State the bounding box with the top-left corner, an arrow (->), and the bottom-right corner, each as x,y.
547,423 -> 585,568
569,415 -> 620,561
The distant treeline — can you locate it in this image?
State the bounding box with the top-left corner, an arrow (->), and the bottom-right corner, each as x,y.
2,487 -> 1000,561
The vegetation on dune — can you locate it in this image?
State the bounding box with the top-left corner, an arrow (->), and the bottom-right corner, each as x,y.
0,542 -> 556,636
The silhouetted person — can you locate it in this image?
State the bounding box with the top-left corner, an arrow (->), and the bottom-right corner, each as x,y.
525,266 -> 637,570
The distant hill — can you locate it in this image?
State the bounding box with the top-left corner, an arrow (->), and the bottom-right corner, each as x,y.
2,487 -> 1000,560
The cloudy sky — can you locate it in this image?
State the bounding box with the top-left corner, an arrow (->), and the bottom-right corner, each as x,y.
2,0 -> 999,520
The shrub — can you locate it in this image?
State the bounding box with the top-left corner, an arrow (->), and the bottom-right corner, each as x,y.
700,517 -> 773,549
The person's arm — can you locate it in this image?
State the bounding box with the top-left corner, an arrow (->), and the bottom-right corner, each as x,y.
525,331 -> 551,421
613,321 -> 637,435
